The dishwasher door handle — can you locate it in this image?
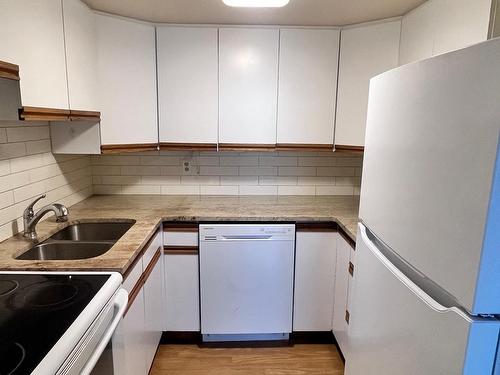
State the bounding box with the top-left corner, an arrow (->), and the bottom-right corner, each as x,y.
221,235 -> 274,240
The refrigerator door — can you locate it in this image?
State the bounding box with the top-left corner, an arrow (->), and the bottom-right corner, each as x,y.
346,224 -> 500,375
359,37 -> 500,314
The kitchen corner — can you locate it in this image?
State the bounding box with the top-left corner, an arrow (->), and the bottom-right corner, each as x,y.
0,195 -> 360,274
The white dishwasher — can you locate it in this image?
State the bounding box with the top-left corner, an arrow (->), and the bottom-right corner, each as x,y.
199,224 -> 295,342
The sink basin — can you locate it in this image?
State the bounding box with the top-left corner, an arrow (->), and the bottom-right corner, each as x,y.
49,221 -> 135,242
16,242 -> 113,260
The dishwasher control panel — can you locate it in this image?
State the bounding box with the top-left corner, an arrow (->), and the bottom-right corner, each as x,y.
199,224 -> 295,242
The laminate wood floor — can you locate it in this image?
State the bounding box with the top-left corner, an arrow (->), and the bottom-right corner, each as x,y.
150,344 -> 344,375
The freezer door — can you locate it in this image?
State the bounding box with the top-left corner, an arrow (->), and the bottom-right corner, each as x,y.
359,38 -> 500,314
346,224 -> 500,375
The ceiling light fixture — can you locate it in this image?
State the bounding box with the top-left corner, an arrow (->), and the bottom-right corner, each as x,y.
222,0 -> 290,8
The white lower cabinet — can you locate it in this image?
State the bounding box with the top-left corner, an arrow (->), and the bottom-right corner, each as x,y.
333,233 -> 355,358
293,230 -> 337,331
113,231 -> 163,375
163,227 -> 200,331
143,251 -> 164,367
164,253 -> 200,331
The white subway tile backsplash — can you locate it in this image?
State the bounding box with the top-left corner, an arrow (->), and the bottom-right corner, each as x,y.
317,167 -> 356,177
278,186 -> 316,195
199,166 -> 238,176
0,143 -> 27,160
0,191 -> 14,209
6,126 -> 49,142
161,185 -> 200,195
278,167 -> 316,176
0,129 -> 7,143
221,176 -> 258,185
239,166 -> 277,176
316,186 -> 355,195
10,154 -> 45,173
239,185 -> 277,195
201,185 -> 239,195
91,151 -> 362,198
26,139 -> 51,155
0,160 -> 10,176
181,176 -> 220,185
220,156 -> 258,166
259,176 -> 298,186
259,156 -> 298,167
298,177 -> 335,186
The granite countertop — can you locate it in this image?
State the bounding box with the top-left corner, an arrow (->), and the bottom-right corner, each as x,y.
0,195 -> 360,274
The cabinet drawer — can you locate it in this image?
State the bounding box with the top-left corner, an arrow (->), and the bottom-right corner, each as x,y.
143,230 -> 162,269
123,259 -> 142,294
163,224 -> 199,247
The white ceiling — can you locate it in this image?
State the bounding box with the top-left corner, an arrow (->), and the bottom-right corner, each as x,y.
82,0 -> 427,26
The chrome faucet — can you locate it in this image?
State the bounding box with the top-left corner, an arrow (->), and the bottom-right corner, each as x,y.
23,194 -> 69,241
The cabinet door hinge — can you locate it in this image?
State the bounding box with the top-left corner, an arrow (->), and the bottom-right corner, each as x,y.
348,262 -> 354,276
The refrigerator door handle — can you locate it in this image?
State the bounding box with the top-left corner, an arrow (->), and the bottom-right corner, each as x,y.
359,225 -> 469,319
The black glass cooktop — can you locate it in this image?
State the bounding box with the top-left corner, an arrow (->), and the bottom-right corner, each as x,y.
0,273 -> 109,374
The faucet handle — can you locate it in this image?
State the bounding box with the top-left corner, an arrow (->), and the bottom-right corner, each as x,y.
25,194 -> 46,216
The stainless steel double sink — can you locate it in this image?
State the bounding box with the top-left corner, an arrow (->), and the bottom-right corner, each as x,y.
16,221 -> 135,261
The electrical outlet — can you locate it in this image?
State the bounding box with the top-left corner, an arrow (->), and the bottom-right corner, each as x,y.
182,160 -> 192,175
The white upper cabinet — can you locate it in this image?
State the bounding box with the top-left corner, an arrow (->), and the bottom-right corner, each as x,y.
400,0 -> 492,65
157,27 -> 218,146
335,20 -> 401,148
96,14 -> 158,146
277,29 -> 340,147
0,0 -> 68,109
219,28 -> 279,145
62,0 -> 99,111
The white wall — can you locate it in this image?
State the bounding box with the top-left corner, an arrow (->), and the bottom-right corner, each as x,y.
0,121 -> 92,241
92,151 -> 363,196
399,0 -> 492,65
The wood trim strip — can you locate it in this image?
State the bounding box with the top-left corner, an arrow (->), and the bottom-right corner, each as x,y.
338,228 -> 356,250
159,142 -> 217,151
296,222 -> 338,232
218,143 -> 277,152
101,143 -> 159,154
142,247 -> 162,284
124,275 -> 144,316
69,109 -> 101,121
19,106 -> 70,121
276,144 -> 334,152
335,145 -> 364,153
0,60 -> 20,80
123,227 -> 161,280
164,245 -> 199,255
348,261 -> 354,277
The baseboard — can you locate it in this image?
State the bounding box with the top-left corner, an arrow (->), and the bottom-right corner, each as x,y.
160,331 -> 202,345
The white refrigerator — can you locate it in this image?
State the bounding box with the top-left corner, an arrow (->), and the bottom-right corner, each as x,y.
346,37 -> 500,375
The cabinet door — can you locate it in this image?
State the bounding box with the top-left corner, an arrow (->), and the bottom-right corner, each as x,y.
399,1 -> 436,65
335,20 -> 401,148
143,252 -> 164,370
0,0 -> 68,109
157,27 -> 218,145
293,231 -> 336,331
113,288 -> 148,375
332,233 -> 351,356
277,29 -> 339,146
96,13 -> 158,146
62,0 -> 99,111
219,28 -> 279,145
165,253 -> 200,331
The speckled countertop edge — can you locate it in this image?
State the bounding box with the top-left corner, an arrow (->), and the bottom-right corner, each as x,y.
0,195 -> 360,275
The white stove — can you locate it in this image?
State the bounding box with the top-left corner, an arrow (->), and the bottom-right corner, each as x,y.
0,271 -> 127,375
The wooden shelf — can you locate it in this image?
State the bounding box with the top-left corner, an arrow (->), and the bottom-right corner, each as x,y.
19,106 -> 71,121
218,143 -> 276,152
159,142 -> 217,151
334,145 -> 364,154
101,143 -> 159,154
0,60 -> 20,80
276,143 -> 334,152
